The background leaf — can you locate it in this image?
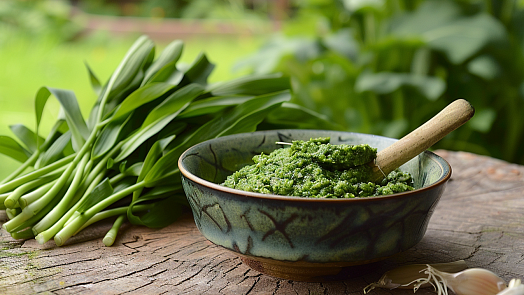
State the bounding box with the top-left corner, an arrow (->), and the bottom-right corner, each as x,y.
355,72 -> 446,100
262,102 -> 345,130
208,74 -> 290,96
177,95 -> 254,118
390,1 -> 507,64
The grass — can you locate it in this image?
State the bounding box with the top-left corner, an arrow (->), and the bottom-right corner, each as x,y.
0,31 -> 265,180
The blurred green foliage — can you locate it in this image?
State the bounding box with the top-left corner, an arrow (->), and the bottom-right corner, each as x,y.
239,0 -> 524,164
75,0 -> 270,20
0,0 -> 82,41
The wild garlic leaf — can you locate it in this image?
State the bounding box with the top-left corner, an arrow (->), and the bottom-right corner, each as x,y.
217,90 -> 291,137
37,131 -> 72,169
177,95 -> 254,118
84,62 -> 102,96
389,0 -> 507,64
142,39 -> 184,86
91,115 -> 129,160
143,90 -> 291,186
355,72 -> 446,101
131,135 -> 177,201
120,162 -> 143,177
142,84 -> 204,128
9,124 -> 45,153
127,192 -> 186,228
76,178 -> 114,214
34,87 -> 90,152
139,135 -> 176,182
114,84 -> 203,162
41,119 -> 67,148
109,36 -> 155,96
183,52 -> 215,85
110,82 -> 177,122
0,135 -> 31,162
155,122 -> 187,143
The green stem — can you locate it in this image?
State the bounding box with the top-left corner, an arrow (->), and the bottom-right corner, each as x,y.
82,141 -> 125,189
31,153 -> 90,235
54,181 -> 145,246
22,122 -> 102,220
34,132 -> 118,242
103,214 -> 126,247
0,154 -> 74,194
23,163 -> 77,217
0,193 -> 9,210
19,180 -> 57,209
3,209 -> 31,231
7,184 -> 68,236
2,172 -> 74,233
82,159 -> 94,180
0,151 -> 40,185
86,181 -> 145,219
74,204 -> 152,235
109,173 -> 127,186
6,208 -> 21,219
4,168 -> 64,209
34,173 -> 105,244
10,226 -> 35,240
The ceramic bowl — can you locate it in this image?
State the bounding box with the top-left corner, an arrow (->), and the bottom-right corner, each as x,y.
178,130 -> 451,281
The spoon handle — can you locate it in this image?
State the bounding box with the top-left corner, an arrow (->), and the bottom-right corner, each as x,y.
371,99 -> 475,182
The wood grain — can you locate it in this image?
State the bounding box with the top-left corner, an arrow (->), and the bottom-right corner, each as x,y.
1,150 -> 523,294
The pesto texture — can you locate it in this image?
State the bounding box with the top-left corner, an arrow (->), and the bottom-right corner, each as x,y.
222,137 -> 414,198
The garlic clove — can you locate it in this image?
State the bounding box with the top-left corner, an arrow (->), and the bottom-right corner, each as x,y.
435,267 -> 506,295
497,279 -> 524,295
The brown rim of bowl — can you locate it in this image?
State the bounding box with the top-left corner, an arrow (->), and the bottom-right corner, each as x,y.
178,139 -> 452,203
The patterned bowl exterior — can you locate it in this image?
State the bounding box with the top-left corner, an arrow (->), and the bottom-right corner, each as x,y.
179,130 -> 451,268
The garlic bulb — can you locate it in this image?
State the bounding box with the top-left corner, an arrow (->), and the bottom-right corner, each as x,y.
408,265 -> 506,295
364,262 -> 508,295
363,261 -> 467,293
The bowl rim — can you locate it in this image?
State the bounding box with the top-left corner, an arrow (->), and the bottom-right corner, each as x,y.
178,130 -> 452,203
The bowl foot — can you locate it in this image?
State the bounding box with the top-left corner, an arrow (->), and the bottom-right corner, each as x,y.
240,255 -> 386,282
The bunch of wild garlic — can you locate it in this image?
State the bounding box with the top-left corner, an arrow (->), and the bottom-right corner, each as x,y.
0,35 -> 335,246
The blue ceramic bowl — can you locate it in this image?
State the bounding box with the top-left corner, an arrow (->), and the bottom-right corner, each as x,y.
178,130 -> 451,281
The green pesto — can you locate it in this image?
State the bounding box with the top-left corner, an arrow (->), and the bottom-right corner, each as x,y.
222,138 -> 414,198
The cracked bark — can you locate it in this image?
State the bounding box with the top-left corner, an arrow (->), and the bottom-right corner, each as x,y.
1,151 -> 524,294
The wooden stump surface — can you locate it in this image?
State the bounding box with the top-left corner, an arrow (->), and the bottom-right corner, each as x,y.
1,150 -> 524,294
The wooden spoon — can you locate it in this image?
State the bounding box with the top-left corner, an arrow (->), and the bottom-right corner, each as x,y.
370,99 -> 475,182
